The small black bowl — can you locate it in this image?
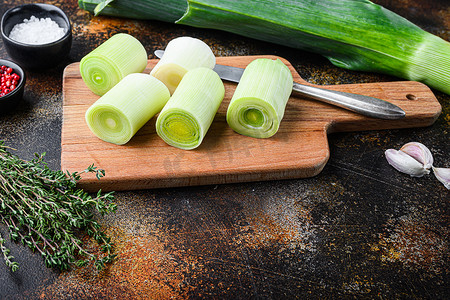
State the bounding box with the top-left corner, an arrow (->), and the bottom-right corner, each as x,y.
1,3 -> 72,70
0,59 -> 25,113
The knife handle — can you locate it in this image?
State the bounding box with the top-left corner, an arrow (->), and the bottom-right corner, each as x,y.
292,82 -> 405,119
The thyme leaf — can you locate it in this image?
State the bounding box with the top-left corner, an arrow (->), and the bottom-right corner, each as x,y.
0,140 -> 117,272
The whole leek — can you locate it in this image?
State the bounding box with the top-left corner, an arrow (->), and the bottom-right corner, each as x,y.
80,33 -> 148,96
156,67 -> 225,150
86,73 -> 170,145
150,36 -> 216,94
226,58 -> 293,138
81,0 -> 450,95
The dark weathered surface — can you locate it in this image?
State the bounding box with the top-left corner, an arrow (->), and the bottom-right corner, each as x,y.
0,0 -> 448,299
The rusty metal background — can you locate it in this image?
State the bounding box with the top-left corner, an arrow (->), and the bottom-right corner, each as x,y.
0,0 -> 448,299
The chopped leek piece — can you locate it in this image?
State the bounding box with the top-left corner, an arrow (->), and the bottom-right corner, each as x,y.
226,58 -> 293,138
156,67 -> 224,150
80,33 -> 148,96
85,73 -> 170,145
150,36 -> 215,94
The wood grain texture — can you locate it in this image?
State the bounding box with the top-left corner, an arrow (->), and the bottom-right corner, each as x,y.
61,55 -> 441,191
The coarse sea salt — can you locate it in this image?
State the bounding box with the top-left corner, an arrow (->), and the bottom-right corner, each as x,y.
9,15 -> 66,45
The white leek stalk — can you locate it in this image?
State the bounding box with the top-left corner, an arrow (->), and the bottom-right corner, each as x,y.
226,58 -> 293,138
156,67 -> 224,150
85,73 -> 170,145
150,36 -> 215,94
80,33 -> 148,96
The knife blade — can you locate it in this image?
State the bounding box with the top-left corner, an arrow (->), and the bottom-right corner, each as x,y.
153,50 -> 405,120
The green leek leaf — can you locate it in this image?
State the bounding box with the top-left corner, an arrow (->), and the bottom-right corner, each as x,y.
93,0 -> 115,16
78,0 -> 187,22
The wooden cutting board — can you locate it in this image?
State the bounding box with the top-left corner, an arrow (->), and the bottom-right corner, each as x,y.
61,55 -> 441,192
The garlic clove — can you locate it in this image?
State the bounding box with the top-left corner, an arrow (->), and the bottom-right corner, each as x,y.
400,142 -> 434,170
432,166 -> 450,190
385,149 -> 430,177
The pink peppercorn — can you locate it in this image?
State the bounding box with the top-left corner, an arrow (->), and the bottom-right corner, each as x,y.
0,65 -> 20,97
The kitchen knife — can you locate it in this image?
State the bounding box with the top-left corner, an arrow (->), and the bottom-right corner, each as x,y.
154,50 -> 405,120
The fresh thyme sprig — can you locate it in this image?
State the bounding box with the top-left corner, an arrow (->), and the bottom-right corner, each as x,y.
0,141 -> 117,272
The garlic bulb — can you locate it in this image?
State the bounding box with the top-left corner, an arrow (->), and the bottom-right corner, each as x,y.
385,142 -> 449,190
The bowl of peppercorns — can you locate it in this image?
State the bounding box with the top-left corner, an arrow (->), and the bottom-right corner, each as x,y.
0,59 -> 25,113
0,3 -> 72,69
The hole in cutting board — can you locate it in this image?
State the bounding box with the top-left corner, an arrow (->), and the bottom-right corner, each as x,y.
406,94 -> 417,100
